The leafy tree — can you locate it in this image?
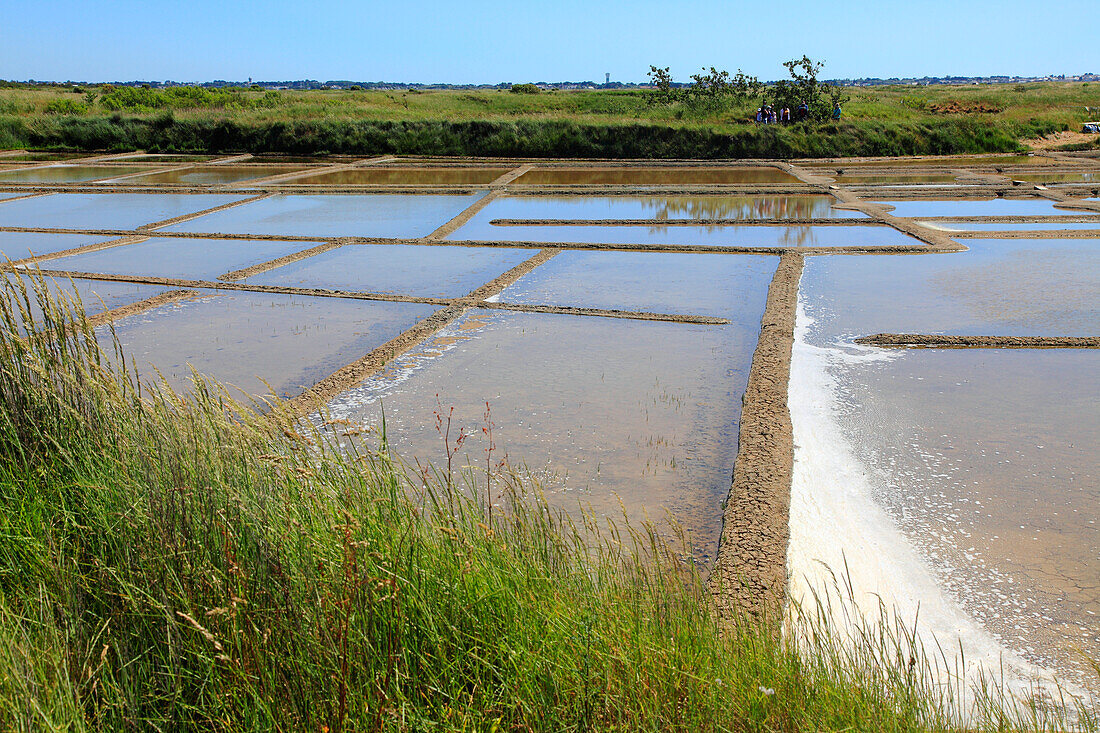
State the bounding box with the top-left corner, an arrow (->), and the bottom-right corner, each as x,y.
647,65 -> 762,111
767,56 -> 850,121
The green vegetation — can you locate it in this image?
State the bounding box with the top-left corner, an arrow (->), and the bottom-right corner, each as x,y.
509,83 -> 541,94
0,274 -> 1095,730
0,79 -> 1094,157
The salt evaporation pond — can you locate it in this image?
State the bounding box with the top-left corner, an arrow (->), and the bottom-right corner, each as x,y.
45,237 -> 317,281
166,194 -> 485,239
474,194 -> 867,221
790,244 -> 1100,695
246,243 -> 532,298
101,290 -> 437,399
0,193 -> 248,231
324,307 -> 764,563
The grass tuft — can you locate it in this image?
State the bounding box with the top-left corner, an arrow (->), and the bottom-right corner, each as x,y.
0,272 -> 1093,730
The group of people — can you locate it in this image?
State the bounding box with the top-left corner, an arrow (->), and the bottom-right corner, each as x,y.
753,101 -> 842,124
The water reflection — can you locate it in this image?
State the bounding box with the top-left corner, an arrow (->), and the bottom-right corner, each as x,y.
513,167 -> 798,185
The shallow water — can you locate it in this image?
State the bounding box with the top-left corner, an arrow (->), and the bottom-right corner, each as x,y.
117,155 -> 219,163
813,343 -> 1099,688
325,309 -> 763,562
44,237 -> 316,281
513,167 -> 798,185
498,250 -> 776,318
249,155 -> 365,164
923,220 -> 1100,232
121,165 -> 309,185
293,167 -> 511,185
103,291 -> 437,399
800,239 -> 1099,338
821,155 -> 1038,169
470,194 -> 866,221
0,152 -> 95,162
0,165 -> 156,184
166,194 -> 484,238
0,193 -> 248,231
246,243 -> 532,297
877,198 -> 1081,218
3,273 -> 167,328
448,221 -> 921,248
1009,172 -> 1100,184
0,231 -> 119,261
831,174 -> 960,184
787,310 -> 1095,699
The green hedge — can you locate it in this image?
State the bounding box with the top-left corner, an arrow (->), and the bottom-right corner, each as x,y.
0,114 -> 1059,158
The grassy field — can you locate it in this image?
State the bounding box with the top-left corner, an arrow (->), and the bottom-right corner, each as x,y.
0,274 -> 1095,730
0,81 -> 1096,158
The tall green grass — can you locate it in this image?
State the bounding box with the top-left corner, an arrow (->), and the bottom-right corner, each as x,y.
0,273 -> 1093,731
0,113 -> 1058,158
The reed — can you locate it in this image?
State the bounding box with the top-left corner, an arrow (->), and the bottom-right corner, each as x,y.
0,272 -> 1093,731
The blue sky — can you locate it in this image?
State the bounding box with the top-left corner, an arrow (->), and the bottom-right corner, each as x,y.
1,0 -> 1096,83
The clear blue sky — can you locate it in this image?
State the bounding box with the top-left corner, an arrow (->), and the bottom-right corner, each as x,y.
1,0 -> 1096,83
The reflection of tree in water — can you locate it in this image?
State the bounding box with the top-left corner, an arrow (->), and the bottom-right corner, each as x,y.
638,196 -> 829,246
639,195 -> 832,221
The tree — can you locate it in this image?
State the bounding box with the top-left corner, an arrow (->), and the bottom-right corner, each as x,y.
646,65 -> 762,111
767,56 -> 850,122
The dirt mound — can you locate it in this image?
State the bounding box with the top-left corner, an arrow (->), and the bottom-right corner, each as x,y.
927,101 -> 1003,115
1021,129 -> 1100,150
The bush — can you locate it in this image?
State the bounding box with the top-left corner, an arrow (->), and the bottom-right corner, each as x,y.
44,98 -> 89,115
510,83 -> 540,95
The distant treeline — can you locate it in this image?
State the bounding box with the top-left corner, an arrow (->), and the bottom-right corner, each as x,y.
0,114 -> 1060,158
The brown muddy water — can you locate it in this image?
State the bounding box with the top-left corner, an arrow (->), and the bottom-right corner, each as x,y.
513,167 -> 798,185
121,165 -> 310,185
0,165 -> 157,183
829,173 -> 961,184
293,167 -> 512,185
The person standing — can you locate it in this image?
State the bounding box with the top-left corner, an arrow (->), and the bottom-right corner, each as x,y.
832,102 -> 842,120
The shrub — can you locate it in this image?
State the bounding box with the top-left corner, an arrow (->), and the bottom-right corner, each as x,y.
44,98 -> 89,115
510,83 -> 540,94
